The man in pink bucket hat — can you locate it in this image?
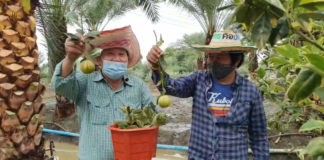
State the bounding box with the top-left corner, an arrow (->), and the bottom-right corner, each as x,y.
52,26 -> 154,160
147,30 -> 269,160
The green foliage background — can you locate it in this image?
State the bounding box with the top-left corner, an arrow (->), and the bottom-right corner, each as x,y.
128,32 -> 205,81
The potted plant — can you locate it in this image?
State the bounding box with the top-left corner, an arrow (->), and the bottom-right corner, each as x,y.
107,103 -> 166,160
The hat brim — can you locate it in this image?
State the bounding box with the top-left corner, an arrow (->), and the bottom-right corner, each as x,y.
192,45 -> 257,53
89,26 -> 141,68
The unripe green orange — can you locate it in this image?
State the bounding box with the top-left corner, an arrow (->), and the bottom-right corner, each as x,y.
158,95 -> 171,108
80,60 -> 95,74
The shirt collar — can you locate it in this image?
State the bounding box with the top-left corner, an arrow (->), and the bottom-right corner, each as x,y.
92,71 -> 133,86
234,72 -> 243,86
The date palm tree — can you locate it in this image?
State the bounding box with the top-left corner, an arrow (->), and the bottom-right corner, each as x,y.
0,0 -> 46,159
167,0 -> 234,69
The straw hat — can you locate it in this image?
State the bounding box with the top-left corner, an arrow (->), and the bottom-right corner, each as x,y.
192,30 -> 257,53
89,25 -> 141,68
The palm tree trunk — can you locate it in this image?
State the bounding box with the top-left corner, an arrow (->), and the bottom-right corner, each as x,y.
0,0 -> 46,159
197,26 -> 215,70
205,26 -> 215,45
55,95 -> 75,119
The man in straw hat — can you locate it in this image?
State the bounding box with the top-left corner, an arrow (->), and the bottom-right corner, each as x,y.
147,30 -> 269,160
52,26 -> 155,160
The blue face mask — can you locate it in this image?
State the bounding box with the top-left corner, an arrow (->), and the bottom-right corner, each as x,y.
102,60 -> 127,80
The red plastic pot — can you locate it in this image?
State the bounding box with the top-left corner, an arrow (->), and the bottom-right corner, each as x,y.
108,124 -> 158,160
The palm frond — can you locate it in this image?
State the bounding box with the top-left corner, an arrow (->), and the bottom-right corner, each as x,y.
167,0 -> 234,35
72,0 -> 160,32
137,0 -> 160,23
37,0 -> 69,76
73,0 -> 132,31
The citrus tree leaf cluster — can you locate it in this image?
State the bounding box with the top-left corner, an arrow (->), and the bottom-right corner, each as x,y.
115,103 -> 166,129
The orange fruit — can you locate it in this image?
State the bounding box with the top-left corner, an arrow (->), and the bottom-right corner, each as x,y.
158,95 -> 171,108
80,60 -> 95,74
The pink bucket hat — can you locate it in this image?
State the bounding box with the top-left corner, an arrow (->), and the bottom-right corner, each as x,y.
89,25 -> 141,68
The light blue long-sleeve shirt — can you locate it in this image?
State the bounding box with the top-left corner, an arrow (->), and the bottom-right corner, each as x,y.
51,61 -> 155,160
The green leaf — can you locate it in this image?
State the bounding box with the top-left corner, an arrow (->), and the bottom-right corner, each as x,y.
307,64 -> 324,77
85,31 -> 100,37
277,18 -> 290,36
251,13 -> 272,48
269,57 -> 288,66
22,0 -> 31,13
133,109 -> 142,114
65,33 -> 80,43
312,103 -> 324,114
305,54 -> 324,73
298,11 -> 324,21
144,107 -> 155,122
304,137 -> 324,158
269,17 -> 289,46
117,102 -> 163,129
126,106 -> 132,114
120,106 -> 128,114
299,0 -> 324,5
89,48 -> 102,58
270,83 -> 286,93
264,0 -> 285,12
128,125 -> 138,129
257,68 -> 266,78
300,46 -> 312,54
135,120 -> 144,128
315,87 -> 324,100
275,45 -> 301,61
152,114 -> 166,126
279,65 -> 289,76
294,0 -> 302,8
299,1 -> 324,10
217,4 -> 237,11
235,4 -> 250,23
318,36 -> 324,45
84,37 -> 95,44
287,69 -> 322,102
115,121 -> 129,129
299,119 -> 324,132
